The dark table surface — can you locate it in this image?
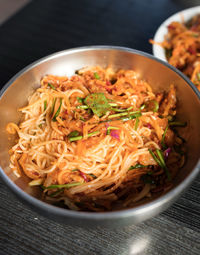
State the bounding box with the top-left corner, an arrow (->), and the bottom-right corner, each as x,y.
0,0 -> 200,254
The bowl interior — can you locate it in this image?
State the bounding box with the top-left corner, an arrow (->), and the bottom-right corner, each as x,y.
0,47 -> 200,212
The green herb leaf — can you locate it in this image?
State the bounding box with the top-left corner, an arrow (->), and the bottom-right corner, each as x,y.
84,93 -> 111,117
94,72 -> 100,79
48,83 -> 56,90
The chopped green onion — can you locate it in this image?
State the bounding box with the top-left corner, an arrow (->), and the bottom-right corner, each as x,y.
49,188 -> 64,197
76,105 -> 88,109
88,173 -> 97,179
134,116 -> 140,130
51,98 -> 57,115
149,149 -> 170,180
120,112 -> 142,121
44,100 -> 47,111
44,182 -> 82,189
72,169 -> 79,172
192,33 -> 199,38
197,73 -> 200,81
148,149 -> 163,168
109,103 -> 118,107
38,124 -> 42,128
161,125 -> 169,149
108,110 -> 141,119
94,72 -> 100,79
80,116 -> 85,122
68,130 -> 80,138
48,83 -> 56,90
106,126 -> 119,135
169,121 -> 187,127
140,104 -> 145,110
52,98 -> 62,121
111,106 -> 133,112
156,149 -> 171,180
129,163 -> 146,170
69,131 -> 100,142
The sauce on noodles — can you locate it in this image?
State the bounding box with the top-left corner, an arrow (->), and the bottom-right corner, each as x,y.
7,66 -> 186,212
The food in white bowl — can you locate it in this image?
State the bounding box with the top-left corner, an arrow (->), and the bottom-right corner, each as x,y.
151,6 -> 200,90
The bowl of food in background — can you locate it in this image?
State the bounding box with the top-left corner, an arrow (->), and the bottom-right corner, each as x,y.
0,46 -> 200,228
151,6 -> 200,91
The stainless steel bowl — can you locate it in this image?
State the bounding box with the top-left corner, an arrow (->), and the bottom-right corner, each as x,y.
0,46 -> 200,227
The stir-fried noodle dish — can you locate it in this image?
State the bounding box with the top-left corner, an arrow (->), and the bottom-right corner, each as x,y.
7,66 -> 186,212
150,14 -> 200,91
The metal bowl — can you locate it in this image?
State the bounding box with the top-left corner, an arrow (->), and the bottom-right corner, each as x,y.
0,46 -> 200,228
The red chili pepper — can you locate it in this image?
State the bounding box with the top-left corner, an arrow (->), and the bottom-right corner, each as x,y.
110,129 -> 120,141
188,46 -> 196,55
79,171 -> 89,182
167,24 -> 175,30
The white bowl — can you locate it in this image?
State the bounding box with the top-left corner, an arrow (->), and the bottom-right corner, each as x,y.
152,6 -> 200,61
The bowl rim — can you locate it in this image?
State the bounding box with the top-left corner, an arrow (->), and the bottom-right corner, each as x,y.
0,45 -> 200,220
152,5 -> 200,61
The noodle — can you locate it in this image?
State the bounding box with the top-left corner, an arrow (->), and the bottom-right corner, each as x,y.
7,66 -> 186,211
